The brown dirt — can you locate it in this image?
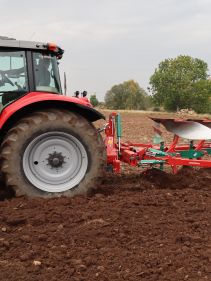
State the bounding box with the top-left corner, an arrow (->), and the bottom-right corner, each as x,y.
0,110 -> 211,281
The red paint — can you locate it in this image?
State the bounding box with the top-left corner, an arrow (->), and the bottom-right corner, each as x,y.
0,92 -> 92,129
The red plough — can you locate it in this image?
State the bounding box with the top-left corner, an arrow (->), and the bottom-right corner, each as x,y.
104,113 -> 211,174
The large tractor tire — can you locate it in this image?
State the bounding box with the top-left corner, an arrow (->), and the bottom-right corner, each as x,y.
0,109 -> 106,198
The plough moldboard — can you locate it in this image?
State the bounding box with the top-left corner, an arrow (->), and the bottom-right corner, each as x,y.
104,112 -> 211,174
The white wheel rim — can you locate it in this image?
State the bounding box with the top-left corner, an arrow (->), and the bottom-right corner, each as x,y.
22,132 -> 88,192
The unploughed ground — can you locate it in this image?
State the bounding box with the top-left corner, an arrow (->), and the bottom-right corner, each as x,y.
0,110 -> 211,281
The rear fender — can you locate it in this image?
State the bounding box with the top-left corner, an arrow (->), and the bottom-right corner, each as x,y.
0,92 -> 105,137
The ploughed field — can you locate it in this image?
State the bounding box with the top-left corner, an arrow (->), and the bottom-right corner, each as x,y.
0,110 -> 211,281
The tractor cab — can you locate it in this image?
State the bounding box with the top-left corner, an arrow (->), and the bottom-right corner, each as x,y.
0,37 -> 63,110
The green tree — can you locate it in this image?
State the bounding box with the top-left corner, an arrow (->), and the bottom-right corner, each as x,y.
149,55 -> 211,112
191,79 -> 211,113
90,94 -> 99,107
105,80 -> 150,110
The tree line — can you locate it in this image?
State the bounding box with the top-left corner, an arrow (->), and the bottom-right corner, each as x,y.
90,55 -> 211,114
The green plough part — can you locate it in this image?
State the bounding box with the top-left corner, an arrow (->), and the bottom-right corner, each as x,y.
148,148 -> 168,157
204,148 -> 211,155
139,159 -> 166,166
115,113 -> 122,138
178,150 -> 204,159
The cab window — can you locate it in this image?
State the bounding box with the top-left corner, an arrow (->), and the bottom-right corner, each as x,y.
0,51 -> 28,109
33,53 -> 61,94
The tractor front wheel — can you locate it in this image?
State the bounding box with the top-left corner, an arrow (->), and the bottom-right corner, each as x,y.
0,109 -> 105,197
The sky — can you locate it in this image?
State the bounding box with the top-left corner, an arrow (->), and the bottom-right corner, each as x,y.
0,0 -> 211,100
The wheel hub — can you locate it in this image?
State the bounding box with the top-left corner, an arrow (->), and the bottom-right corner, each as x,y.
47,151 -> 65,168
22,132 -> 88,193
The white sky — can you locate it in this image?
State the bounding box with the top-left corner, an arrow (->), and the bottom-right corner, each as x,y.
0,0 -> 211,100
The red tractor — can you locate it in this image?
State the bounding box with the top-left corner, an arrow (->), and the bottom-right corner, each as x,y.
0,37 -> 211,198
0,37 -> 106,198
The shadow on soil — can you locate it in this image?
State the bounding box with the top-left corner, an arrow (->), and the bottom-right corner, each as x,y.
92,167 -> 211,196
0,180 -> 15,201
0,167 -> 210,201
140,167 -> 211,190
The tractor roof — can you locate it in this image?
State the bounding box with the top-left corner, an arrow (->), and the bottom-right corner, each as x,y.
0,36 -> 64,58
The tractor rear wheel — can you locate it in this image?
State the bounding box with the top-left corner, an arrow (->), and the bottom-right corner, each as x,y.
0,109 -> 105,198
